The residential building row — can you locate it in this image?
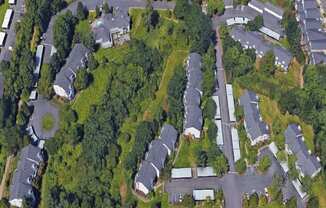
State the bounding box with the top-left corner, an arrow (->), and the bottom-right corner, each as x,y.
9,145 -> 44,208
183,53 -> 203,139
222,0 -> 284,40
171,167 -> 216,179
239,90 -> 270,145
230,26 -> 293,70
295,0 -> 326,64
134,124 -> 178,196
268,123 -> 321,201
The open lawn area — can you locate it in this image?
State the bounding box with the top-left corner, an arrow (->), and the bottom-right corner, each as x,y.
42,113 -> 55,131
312,176 -> 326,208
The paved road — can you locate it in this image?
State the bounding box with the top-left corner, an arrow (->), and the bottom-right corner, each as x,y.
0,0 -> 25,62
29,98 -> 60,139
42,0 -> 175,63
214,26 -> 236,172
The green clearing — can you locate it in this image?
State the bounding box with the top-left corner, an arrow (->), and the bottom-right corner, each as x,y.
312,176 -> 326,208
0,1 -> 9,27
42,113 -> 55,131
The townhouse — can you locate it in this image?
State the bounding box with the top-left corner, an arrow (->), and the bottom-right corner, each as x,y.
134,124 -> 178,196
9,145 -> 44,208
230,26 -> 293,70
239,90 -> 269,145
91,7 -> 130,48
183,53 -> 203,139
53,44 -> 90,100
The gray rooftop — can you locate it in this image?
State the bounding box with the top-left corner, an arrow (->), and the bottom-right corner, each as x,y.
187,53 -> 202,72
135,160 -> 157,192
184,105 -> 203,130
145,140 -> 168,172
263,12 -> 283,35
311,52 -> 326,64
285,124 -> 321,177
230,26 -> 292,67
304,8 -> 321,19
302,0 -> 319,10
54,43 -> 90,95
92,8 -> 130,43
184,87 -> 201,106
310,40 -> 326,50
10,145 -> 43,202
306,29 -> 326,41
249,0 -> 265,11
159,124 -> 178,152
239,90 -> 269,142
264,2 -> 284,17
187,70 -> 202,93
303,19 -> 322,30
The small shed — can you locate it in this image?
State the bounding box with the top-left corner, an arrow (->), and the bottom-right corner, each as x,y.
196,167 -> 216,177
0,32 -> 6,47
171,168 -> 192,179
193,189 -> 215,201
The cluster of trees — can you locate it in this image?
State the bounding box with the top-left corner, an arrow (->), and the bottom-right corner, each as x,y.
207,0 -> 224,16
280,65 -> 326,168
245,15 -> 263,31
219,25 -> 256,80
42,39 -> 163,207
257,155 -> 271,173
283,8 -> 304,63
167,65 -> 187,131
202,45 -> 216,98
174,0 -> 212,53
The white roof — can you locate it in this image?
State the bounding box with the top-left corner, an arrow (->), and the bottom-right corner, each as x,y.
34,45 -> 44,75
171,168 -> 192,179
231,127 -> 241,161
29,90 -> 37,100
214,120 -> 223,146
9,0 -> 16,4
268,142 -> 289,173
212,95 -> 221,119
193,189 -> 215,201
292,179 -> 307,199
2,9 -> 13,29
0,32 -> 6,46
226,84 -> 236,122
196,167 -> 216,177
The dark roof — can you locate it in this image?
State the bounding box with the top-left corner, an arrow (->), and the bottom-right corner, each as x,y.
311,52 -> 326,64
135,160 -> 157,191
184,87 -> 201,106
264,2 -> 284,17
54,44 -> 90,95
9,145 -> 43,202
303,0 -> 319,10
306,29 -> 326,41
304,8 -> 321,19
263,12 -> 283,34
249,0 -> 265,11
285,124 -> 321,177
187,70 -> 202,92
230,26 -> 292,67
92,8 -> 130,42
239,90 -> 269,142
159,124 -> 178,152
184,105 -> 203,130
310,40 -> 326,50
146,140 -> 168,171
303,19 -> 322,30
187,53 -> 202,71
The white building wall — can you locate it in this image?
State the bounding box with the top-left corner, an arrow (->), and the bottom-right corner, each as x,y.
135,182 -> 150,195
53,85 -> 69,99
184,127 -> 201,139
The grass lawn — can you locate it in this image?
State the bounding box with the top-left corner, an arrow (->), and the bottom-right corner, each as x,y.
42,113 -> 55,131
0,1 -> 9,27
174,136 -> 211,168
259,95 -> 314,151
312,176 -> 326,208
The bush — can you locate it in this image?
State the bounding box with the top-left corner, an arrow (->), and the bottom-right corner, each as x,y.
235,159 -> 247,174
258,155 -> 271,172
207,120 -> 217,141
204,98 -> 216,120
74,70 -> 91,91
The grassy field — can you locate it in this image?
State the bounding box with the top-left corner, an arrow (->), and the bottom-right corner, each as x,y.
42,113 -> 55,131
312,176 -> 326,208
259,95 -> 314,151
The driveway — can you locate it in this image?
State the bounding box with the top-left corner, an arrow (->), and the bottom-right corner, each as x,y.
29,99 -> 59,139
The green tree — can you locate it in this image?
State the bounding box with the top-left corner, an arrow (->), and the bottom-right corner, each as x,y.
235,159 -> 247,174
246,15 -> 263,31
196,150 -> 208,167
212,155 -> 228,176
248,193 -> 258,208
207,120 -> 217,142
74,70 -> 90,91
180,194 -> 194,208
95,5 -> 101,18
307,196 -> 319,208
258,155 -> 271,172
286,197 -> 297,208
260,51 -> 276,75
103,2 -> 110,14
76,2 -> 87,20
204,98 -> 217,120
87,53 -> 98,70
207,0 -> 225,16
